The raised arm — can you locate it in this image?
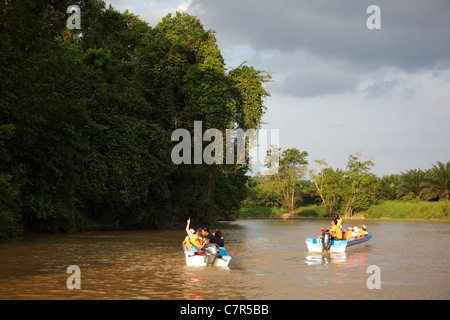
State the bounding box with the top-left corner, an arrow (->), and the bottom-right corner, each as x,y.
185,218 -> 191,234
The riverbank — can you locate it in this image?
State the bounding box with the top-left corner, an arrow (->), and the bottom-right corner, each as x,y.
236,200 -> 450,221
235,204 -> 328,220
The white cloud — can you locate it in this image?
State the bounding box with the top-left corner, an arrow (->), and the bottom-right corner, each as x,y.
105,0 -> 193,25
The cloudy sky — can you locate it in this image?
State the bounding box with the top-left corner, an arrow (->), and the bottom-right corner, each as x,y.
104,0 -> 450,177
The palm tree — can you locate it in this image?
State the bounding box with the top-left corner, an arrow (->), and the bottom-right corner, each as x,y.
420,161 -> 450,200
396,169 -> 425,199
378,174 -> 401,200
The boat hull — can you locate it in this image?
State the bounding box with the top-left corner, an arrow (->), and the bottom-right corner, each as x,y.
183,245 -> 232,267
306,233 -> 372,253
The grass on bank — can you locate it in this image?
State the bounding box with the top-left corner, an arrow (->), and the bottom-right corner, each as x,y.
237,200 -> 450,220
365,200 -> 450,220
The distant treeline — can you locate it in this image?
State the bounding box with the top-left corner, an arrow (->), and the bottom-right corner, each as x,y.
0,0 -> 271,237
244,149 -> 449,219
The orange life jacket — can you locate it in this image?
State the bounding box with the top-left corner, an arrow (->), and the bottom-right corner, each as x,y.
185,234 -> 204,250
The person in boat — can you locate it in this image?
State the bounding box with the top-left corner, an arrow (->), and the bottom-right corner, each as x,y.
359,225 -> 368,236
182,218 -> 194,246
331,219 -> 343,240
182,228 -> 195,246
182,218 -> 206,251
322,219 -> 343,240
334,214 -> 343,229
344,227 -> 353,239
201,226 -> 218,245
186,228 -> 206,251
213,229 -> 224,247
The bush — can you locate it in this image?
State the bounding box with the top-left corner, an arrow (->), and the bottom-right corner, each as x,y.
236,206 -> 285,218
296,204 -> 329,218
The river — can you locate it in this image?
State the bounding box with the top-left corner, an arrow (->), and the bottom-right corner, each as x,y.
0,219 -> 448,300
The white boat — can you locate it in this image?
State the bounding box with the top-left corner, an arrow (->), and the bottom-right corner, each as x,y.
182,243 -> 232,267
306,232 -> 372,253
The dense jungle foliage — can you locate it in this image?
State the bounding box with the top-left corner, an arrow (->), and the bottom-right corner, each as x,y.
0,0 -> 271,237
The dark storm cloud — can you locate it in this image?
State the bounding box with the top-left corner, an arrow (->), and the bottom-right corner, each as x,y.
187,0 -> 450,97
190,0 -> 450,70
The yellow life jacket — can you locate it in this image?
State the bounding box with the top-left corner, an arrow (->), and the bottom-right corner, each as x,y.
332,225 -> 342,239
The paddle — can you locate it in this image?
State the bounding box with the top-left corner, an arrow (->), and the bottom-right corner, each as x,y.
188,239 -> 205,254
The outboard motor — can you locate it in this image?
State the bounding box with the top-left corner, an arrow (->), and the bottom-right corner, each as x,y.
322,230 -> 331,252
204,243 -> 219,266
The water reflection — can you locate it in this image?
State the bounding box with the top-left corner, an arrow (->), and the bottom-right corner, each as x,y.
180,268 -> 209,300
306,253 -> 347,265
305,251 -> 367,267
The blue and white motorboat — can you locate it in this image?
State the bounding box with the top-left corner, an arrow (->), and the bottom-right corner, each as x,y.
306,232 -> 372,253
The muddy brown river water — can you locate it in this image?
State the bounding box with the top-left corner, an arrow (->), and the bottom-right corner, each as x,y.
0,219 -> 449,300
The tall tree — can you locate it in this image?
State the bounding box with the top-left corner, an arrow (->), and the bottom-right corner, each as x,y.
377,174 -> 401,200
310,160 -> 345,217
265,148 -> 308,213
151,12 -> 271,223
342,153 -> 378,218
396,169 -> 425,199
420,161 -> 450,200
